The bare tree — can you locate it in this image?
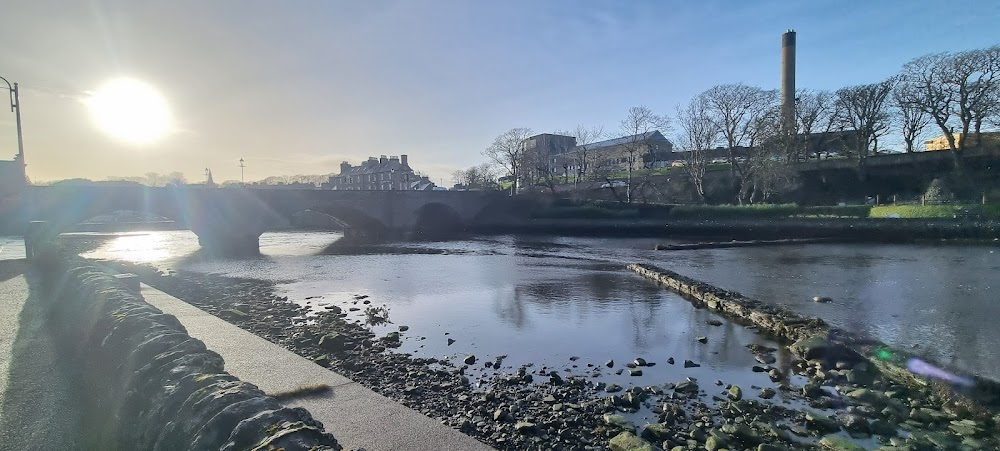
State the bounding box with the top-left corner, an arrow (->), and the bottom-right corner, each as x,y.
835,78 -> 896,176
451,170 -> 465,187
453,163 -> 500,190
893,81 -> 932,153
969,46 -> 1000,145
744,108 -> 797,203
619,106 -> 669,203
571,125 -> 604,182
675,95 -> 718,201
898,46 -> 1000,171
483,128 -> 533,195
701,84 -> 778,199
794,89 -> 841,160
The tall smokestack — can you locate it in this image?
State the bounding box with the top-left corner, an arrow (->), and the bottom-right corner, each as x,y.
781,29 -> 796,132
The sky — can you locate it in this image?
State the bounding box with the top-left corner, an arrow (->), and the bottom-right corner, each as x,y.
1,0 -> 998,185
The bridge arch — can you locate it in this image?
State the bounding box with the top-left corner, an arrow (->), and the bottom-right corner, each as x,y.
411,202 -> 464,239
301,204 -> 388,241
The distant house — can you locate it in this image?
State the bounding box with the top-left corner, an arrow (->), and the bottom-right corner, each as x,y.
248,181 -> 319,190
925,132 -> 1000,151
325,155 -> 436,191
0,156 -> 25,197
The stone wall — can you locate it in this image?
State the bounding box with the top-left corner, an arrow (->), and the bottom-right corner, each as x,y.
34,247 -> 342,450
628,262 -> 1000,411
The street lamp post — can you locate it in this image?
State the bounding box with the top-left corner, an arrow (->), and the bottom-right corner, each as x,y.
239,157 -> 246,186
1,76 -> 25,184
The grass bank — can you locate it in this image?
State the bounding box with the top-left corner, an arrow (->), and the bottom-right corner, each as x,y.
870,204 -> 1000,220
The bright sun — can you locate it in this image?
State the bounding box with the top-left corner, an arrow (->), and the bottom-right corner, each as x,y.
87,78 -> 171,143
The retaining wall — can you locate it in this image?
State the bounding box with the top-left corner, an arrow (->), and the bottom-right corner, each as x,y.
34,247 -> 342,450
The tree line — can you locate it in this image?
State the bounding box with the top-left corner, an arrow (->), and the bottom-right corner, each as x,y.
469,43 -> 1000,204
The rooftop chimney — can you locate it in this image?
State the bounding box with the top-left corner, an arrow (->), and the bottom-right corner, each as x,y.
340,161 -> 351,174
781,29 -> 796,132
400,154 -> 408,167
379,155 -> 388,164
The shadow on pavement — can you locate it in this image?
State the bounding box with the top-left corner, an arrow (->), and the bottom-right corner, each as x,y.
0,267 -> 93,449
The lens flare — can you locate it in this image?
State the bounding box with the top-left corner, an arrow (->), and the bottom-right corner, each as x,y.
906,358 -> 974,388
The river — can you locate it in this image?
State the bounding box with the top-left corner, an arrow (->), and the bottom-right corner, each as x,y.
4,231 -> 999,384
4,229 -> 978,386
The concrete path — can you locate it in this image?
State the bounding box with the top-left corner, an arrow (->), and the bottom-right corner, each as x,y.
142,284 -> 495,451
0,261 -> 89,449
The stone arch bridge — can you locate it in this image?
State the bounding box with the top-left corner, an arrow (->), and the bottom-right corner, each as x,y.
23,186 -> 505,254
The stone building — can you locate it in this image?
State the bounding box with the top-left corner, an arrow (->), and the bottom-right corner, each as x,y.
549,131 -> 675,177
326,155 -> 436,191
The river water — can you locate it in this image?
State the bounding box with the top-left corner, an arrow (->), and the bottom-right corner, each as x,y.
4,231 -> 997,384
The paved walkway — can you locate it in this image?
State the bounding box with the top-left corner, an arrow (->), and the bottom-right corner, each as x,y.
0,261 -> 89,449
142,285 -> 495,451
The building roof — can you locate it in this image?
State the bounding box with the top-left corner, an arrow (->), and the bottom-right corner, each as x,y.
580,130 -> 669,151
339,157 -> 412,176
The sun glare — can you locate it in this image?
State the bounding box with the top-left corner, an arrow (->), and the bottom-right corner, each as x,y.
87,77 -> 171,144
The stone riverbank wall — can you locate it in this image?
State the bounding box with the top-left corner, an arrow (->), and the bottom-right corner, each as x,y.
628,263 -> 1000,412
34,247 -> 342,450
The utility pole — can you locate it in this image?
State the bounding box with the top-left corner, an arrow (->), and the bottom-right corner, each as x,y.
1,76 -> 25,185
239,157 -> 246,186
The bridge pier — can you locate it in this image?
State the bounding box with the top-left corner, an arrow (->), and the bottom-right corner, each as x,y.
194,228 -> 262,256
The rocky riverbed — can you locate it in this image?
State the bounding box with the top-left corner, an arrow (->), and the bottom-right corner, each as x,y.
85,255 -> 998,451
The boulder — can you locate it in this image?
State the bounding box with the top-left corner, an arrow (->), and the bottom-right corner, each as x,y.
674,380 -> 699,394
805,411 -> 840,433
727,385 -> 743,401
639,423 -> 671,442
317,333 -> 349,352
514,421 -> 536,434
818,434 -> 865,451
609,431 -> 660,451
790,334 -> 861,363
603,413 -> 636,432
